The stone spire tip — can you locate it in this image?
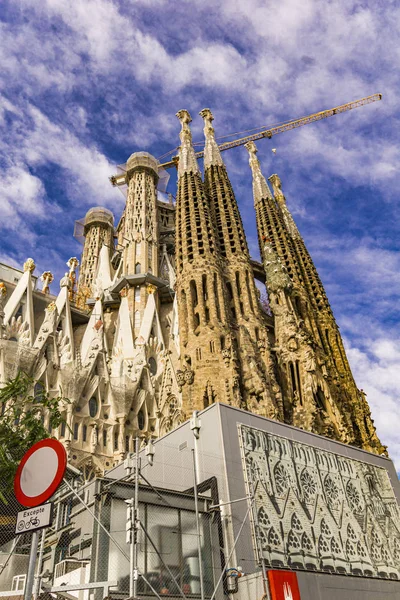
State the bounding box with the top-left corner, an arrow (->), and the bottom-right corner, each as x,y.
245,142 -> 272,203
176,109 -> 192,126
245,140 -> 258,156
200,108 -> 223,168
176,110 -> 199,177
199,108 -> 214,122
268,174 -> 285,203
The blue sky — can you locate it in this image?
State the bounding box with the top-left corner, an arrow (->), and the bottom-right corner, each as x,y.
1,0 -> 399,466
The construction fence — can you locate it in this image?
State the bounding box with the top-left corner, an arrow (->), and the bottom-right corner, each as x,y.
0,439 -> 265,600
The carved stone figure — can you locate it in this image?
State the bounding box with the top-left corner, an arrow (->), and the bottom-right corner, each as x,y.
91,424 -> 98,451
23,258 -> 36,272
40,271 -> 54,294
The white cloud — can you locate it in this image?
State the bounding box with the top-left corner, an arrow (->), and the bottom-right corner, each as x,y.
346,339 -> 400,470
311,237 -> 400,306
1,166 -> 45,219
0,95 -> 119,213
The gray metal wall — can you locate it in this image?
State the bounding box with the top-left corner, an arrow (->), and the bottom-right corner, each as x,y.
107,403 -> 400,599
218,405 -> 400,598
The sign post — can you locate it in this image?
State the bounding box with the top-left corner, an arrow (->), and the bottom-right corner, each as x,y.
24,531 -> 40,600
14,439 -> 67,600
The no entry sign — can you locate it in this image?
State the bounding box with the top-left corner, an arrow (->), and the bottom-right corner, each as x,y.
14,439 -> 67,507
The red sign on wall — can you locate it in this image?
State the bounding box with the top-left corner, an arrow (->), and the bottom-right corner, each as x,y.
267,570 -> 301,600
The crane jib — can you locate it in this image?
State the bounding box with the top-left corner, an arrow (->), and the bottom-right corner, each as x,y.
109,93 -> 382,181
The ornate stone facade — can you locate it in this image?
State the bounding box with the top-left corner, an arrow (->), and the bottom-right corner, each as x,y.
0,110 -> 384,476
245,141 -> 384,454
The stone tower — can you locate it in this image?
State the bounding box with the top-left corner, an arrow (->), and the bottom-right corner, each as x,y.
78,207 -> 115,297
200,109 -> 281,418
246,141 -> 384,454
117,152 -> 160,334
174,109 -> 240,413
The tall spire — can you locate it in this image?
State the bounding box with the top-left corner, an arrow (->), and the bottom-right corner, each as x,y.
269,174 -> 302,241
175,109 -> 216,273
199,108 -> 224,169
245,143 -> 303,288
269,173 -> 331,313
200,110 -> 282,419
200,107 -> 248,259
122,152 -> 159,276
174,108 -> 239,413
176,110 -> 201,178
267,173 -> 383,450
249,158 -> 385,454
245,141 -> 273,203
77,207 -> 114,300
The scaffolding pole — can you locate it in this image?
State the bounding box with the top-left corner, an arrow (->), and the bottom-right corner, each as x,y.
192,449 -> 205,600
249,478 -> 270,599
210,500 -> 254,600
133,436 -> 140,599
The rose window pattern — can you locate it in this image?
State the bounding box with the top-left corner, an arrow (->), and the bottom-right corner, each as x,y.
300,469 -> 317,501
324,475 -> 340,506
346,481 -> 363,513
239,423 -> 400,579
274,463 -> 290,495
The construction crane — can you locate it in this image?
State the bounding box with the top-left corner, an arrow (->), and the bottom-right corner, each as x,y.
109,93 -> 382,186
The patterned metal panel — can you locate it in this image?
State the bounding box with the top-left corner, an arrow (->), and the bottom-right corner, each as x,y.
238,423 -> 400,580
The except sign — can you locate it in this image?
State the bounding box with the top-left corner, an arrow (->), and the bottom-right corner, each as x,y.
14,439 -> 67,507
15,503 -> 53,534
267,570 -> 301,600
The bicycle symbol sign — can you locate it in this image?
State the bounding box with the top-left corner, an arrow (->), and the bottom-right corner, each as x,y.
15,503 -> 53,534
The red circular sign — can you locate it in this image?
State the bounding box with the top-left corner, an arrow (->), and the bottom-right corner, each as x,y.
14,439 -> 67,507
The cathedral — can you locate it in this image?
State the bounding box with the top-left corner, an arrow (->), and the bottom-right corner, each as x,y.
0,108 -> 386,476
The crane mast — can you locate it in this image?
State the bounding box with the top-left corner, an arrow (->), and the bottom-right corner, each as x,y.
110,93 -> 382,185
